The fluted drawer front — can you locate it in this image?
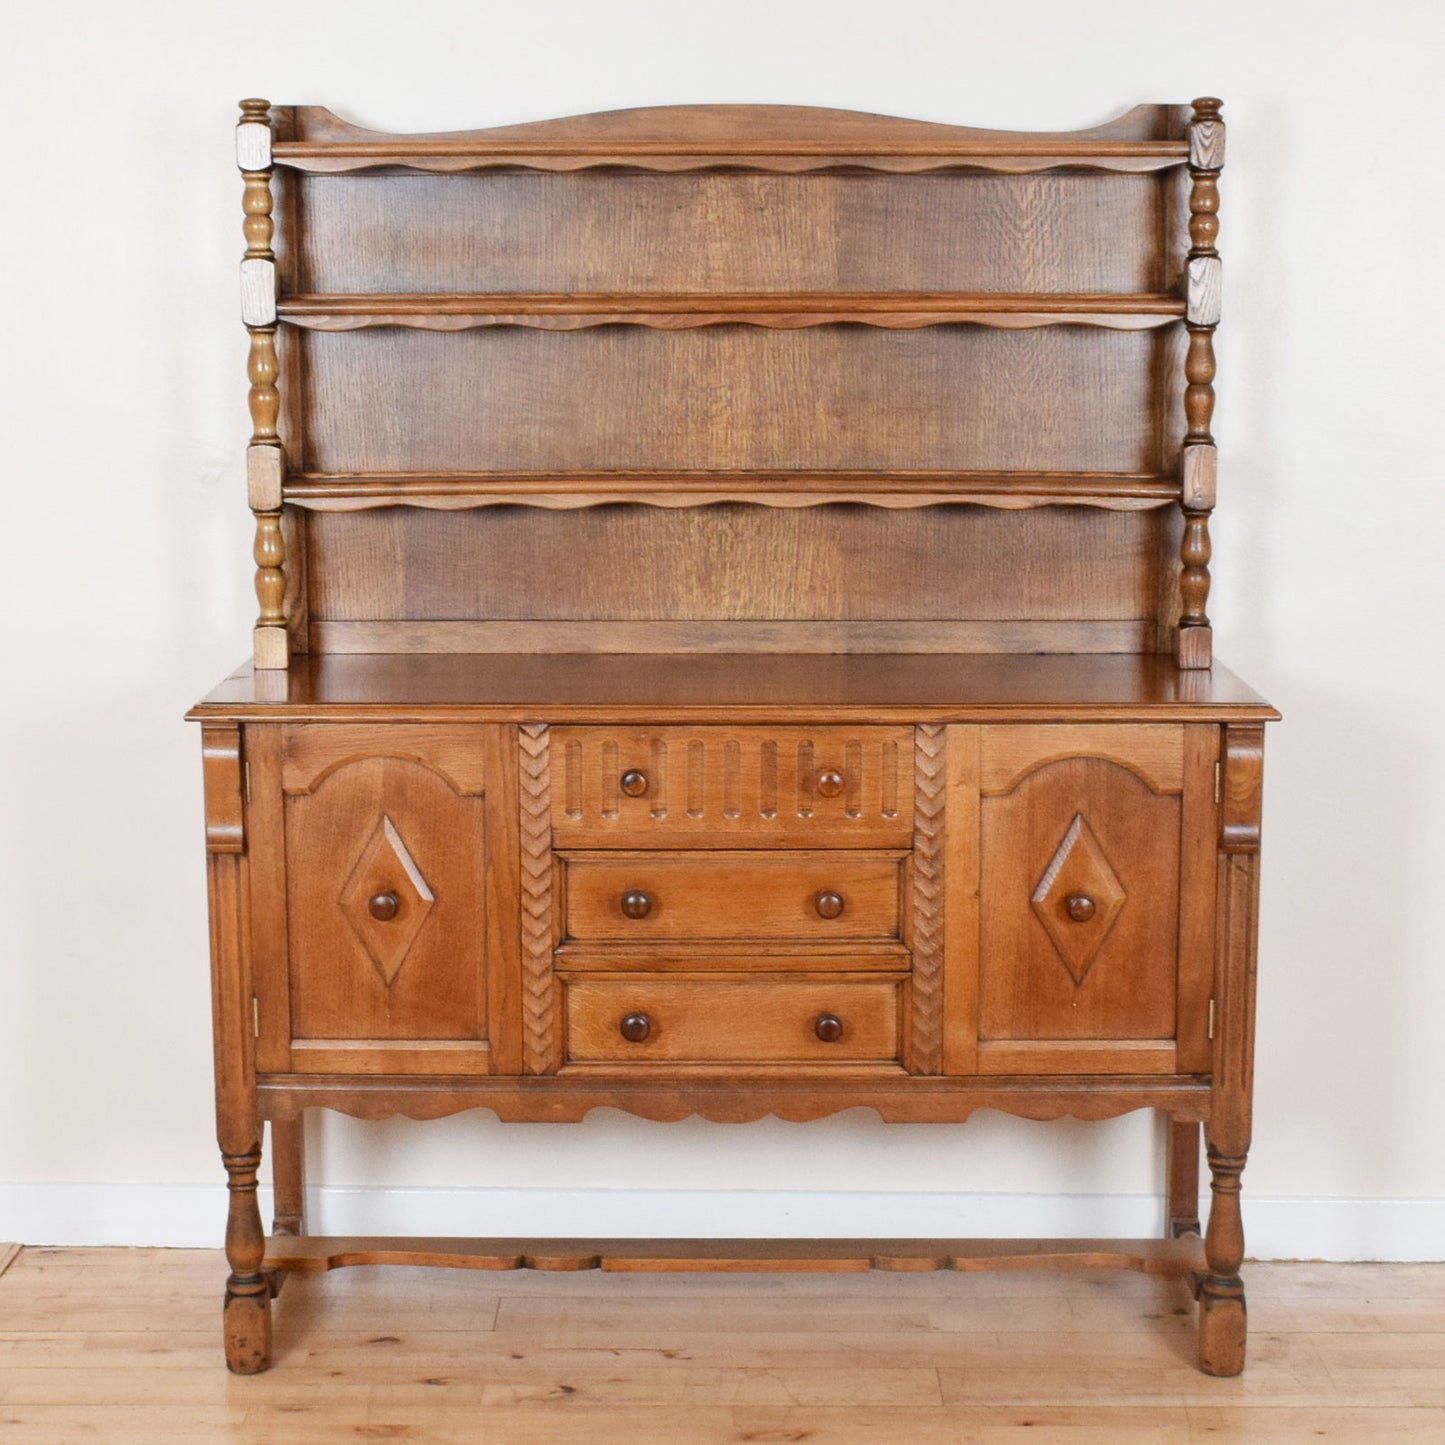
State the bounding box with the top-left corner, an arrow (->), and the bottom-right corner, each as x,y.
564,977 -> 901,1063
551,726 -> 913,846
562,851 -> 904,941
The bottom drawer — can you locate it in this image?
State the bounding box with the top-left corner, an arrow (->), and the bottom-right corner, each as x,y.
564,976 -> 901,1064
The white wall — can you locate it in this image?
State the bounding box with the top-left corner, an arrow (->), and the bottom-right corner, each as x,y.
2,0 -> 1442,1258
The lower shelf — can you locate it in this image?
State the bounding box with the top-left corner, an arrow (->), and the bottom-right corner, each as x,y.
264,1233 -> 1206,1277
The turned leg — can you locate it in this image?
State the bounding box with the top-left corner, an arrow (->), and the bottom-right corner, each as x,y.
1166,1118 -> 1202,1238
1198,1144 -> 1248,1376
1196,728 -> 1264,1377
270,1116 -> 307,1238
203,736 -> 272,1375
222,1143 -> 272,1374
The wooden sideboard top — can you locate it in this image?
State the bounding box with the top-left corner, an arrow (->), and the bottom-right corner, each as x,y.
189,652 -> 1277,724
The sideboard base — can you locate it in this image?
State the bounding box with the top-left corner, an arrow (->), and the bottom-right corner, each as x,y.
240,1232 -> 1244,1378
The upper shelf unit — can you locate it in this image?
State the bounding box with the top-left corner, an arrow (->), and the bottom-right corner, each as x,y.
264,102 -> 1194,175
237,98 -> 1228,671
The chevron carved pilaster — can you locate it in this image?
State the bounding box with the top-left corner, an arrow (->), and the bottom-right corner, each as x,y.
519,724 -> 560,1074
909,724 -> 946,1075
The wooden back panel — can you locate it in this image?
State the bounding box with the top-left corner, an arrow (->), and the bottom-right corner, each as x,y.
292,170 -> 1173,295
306,504 -> 1180,655
242,101 -> 1214,661
298,327 -> 1170,474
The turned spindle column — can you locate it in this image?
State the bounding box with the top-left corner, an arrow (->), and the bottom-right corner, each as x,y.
1177,97 -> 1224,669
238,98 -> 288,670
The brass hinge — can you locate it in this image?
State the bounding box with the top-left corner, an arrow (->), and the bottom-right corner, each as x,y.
1207,998 -> 1216,1041
244,761 -> 252,805
1214,761 -> 1221,804
253,996 -> 260,1039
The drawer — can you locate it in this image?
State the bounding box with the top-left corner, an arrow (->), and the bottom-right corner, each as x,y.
564,976 -> 901,1063
562,851 -> 904,942
551,726 -> 914,846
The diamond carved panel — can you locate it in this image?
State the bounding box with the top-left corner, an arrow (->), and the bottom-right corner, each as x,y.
1030,813 -> 1126,985
339,815 -> 435,986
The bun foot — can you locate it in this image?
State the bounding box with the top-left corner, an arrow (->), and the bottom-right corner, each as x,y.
223,1284 -> 272,1374
1197,1278 -> 1247,1376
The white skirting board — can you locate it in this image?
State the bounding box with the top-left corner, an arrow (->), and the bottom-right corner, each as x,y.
0,1185 -> 1441,1261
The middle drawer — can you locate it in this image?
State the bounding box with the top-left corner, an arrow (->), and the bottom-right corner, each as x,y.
562,851 -> 905,942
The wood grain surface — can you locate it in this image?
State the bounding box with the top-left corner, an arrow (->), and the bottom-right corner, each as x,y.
281,755 -> 491,1045
978,756 -> 1182,1052
275,100 -> 1191,173
560,851 -> 905,943
279,291 -> 1184,331
188,653 -> 1280,724
284,468 -> 1181,511
194,98 -> 1275,1379
4,1248 -> 1440,1444
299,326 -> 1161,473
562,976 -> 903,1064
304,505 -> 1171,640
551,724 -> 913,847
294,171 -> 1169,294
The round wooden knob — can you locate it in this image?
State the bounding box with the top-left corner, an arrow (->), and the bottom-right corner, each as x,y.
368,891 -> 400,922
620,890 -> 653,920
815,890 -> 845,920
1065,894 -> 1096,923
619,1012 -> 651,1043
620,769 -> 649,798
814,1013 -> 844,1043
816,769 -> 845,798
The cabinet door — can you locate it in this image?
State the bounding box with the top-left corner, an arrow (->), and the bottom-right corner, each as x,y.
945,724 -> 1217,1076
247,724 -> 521,1076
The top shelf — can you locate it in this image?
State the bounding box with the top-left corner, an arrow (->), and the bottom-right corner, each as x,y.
273,140 -> 1190,175
264,102 -> 1192,176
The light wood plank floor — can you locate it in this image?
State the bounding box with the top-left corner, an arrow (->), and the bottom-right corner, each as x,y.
1,1246 -> 1443,1442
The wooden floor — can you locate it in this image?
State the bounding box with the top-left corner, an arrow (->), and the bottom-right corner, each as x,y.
1,1246 -> 1443,1442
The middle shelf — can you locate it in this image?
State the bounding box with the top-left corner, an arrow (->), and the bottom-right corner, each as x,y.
283,470 -> 1183,512
276,291 -> 1187,332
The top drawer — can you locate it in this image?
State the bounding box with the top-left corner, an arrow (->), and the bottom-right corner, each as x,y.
551,727 -> 914,847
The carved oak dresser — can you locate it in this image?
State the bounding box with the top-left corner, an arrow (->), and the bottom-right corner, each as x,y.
189,98 -> 1278,1376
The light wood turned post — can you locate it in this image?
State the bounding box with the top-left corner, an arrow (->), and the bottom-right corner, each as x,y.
1199,721 -> 1264,1376
269,1118 -> 307,1239
1177,97 -> 1224,670
1166,1118 -> 1203,1238
239,98 -> 288,670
